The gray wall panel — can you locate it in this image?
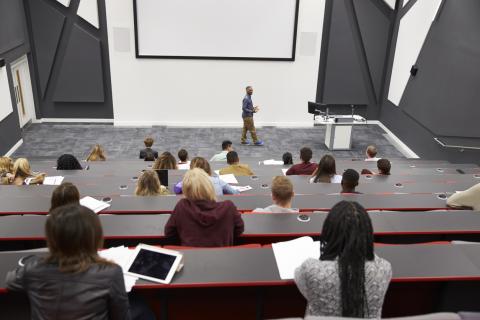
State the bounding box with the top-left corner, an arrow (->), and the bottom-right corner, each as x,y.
0,0 -> 25,54
53,24 -> 105,103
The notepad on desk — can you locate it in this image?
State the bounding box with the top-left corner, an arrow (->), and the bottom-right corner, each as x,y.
99,246 -> 137,292
263,159 -> 284,165
80,196 -> 111,213
43,176 -> 64,185
231,185 -> 253,193
272,236 -> 320,280
219,174 -> 238,184
281,169 -> 288,176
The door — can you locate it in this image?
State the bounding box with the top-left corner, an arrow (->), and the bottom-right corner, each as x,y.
11,55 -> 36,127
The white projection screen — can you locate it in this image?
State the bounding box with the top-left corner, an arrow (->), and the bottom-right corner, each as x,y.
134,0 -> 299,60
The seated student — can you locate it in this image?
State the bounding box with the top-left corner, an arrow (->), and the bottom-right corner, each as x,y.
219,151 -> 255,176
135,170 -> 169,196
252,176 -> 298,213
86,144 -> 106,161
341,169 -> 361,194
164,168 -> 244,247
50,182 -> 80,210
177,149 -> 190,170
139,137 -> 158,160
210,140 -> 234,162
447,183 -> 480,210
310,155 -> 342,183
6,204 -> 131,319
173,157 -> 239,196
295,201 -> 392,318
12,158 -> 46,185
0,156 -> 14,185
286,147 -> 317,176
365,145 -> 380,161
282,152 -> 293,165
153,151 -> 178,170
57,154 -> 83,170
377,158 -> 391,175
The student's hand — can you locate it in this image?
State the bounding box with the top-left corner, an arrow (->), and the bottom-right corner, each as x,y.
6,173 -> 14,183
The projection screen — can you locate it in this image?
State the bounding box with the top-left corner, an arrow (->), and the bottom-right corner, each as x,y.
133,0 -> 299,60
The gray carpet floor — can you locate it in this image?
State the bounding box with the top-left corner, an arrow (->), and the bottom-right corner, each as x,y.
12,123 -> 405,161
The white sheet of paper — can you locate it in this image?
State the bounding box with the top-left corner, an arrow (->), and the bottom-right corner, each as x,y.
80,196 -> 111,213
219,174 -> 238,184
214,170 -> 220,175
43,176 -> 64,185
99,246 -> 138,292
231,185 -> 253,193
281,169 -> 288,176
272,237 -> 320,280
263,159 -> 284,165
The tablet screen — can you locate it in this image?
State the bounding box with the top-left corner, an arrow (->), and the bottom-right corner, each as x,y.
128,249 -> 177,280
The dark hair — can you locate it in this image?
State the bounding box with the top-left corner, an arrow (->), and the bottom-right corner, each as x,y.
377,159 -> 391,175
57,154 -> 83,170
178,149 -> 188,162
226,151 -> 239,165
300,147 -> 313,163
282,152 -> 293,165
45,204 -> 112,273
50,182 -> 80,211
361,169 -> 374,175
341,169 -> 360,192
313,155 -> 337,183
246,86 -> 252,91
222,140 -> 232,151
320,201 -> 374,317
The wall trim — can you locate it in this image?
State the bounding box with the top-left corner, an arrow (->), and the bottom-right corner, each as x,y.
36,118 -> 114,123
369,120 -> 420,158
4,139 -> 23,157
113,120 -> 314,128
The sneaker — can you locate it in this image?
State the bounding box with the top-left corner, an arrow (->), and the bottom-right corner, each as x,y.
254,140 -> 264,146
241,140 -> 250,145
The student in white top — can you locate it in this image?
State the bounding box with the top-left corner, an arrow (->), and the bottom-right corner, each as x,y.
447,183 -> 480,210
252,176 -> 299,213
310,155 -> 342,183
210,140 -> 234,162
364,145 -> 380,162
177,149 -> 190,170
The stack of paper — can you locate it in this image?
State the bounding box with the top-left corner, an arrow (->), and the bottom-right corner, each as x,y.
99,246 -> 138,292
218,174 -> 238,184
231,185 -> 253,193
263,159 -> 284,165
80,196 -> 111,213
272,236 -> 320,280
43,176 -> 65,185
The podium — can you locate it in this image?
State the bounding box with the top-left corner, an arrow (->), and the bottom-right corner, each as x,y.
308,102 -> 367,151
314,115 -> 366,150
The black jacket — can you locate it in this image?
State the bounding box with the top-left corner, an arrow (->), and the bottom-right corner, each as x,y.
139,148 -> 158,160
6,257 -> 130,320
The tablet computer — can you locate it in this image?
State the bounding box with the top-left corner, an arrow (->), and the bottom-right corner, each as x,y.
125,244 -> 183,284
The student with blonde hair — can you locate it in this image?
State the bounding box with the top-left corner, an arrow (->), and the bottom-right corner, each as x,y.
86,144 -> 106,161
165,168 -> 244,247
365,145 -> 380,161
12,158 -> 45,185
173,157 -> 239,195
0,156 -> 14,184
153,152 -> 178,170
135,170 -> 169,196
253,176 -> 298,213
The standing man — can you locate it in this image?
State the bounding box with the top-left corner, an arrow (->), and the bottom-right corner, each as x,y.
241,86 -> 264,146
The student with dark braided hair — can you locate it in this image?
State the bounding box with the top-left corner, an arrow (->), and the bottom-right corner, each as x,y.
294,201 -> 392,318
56,154 -> 83,170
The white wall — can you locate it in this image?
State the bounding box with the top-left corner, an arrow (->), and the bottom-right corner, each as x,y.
105,0 -> 325,127
0,68 -> 14,122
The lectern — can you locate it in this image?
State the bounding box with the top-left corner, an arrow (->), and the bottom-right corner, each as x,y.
308,102 -> 367,150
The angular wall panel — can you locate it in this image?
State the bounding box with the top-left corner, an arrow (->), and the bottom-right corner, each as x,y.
56,0 -> 71,7
28,0 -> 65,97
387,0 -> 442,105
354,0 -> 392,99
77,0 -> 99,29
321,0 -> 369,104
383,0 -> 396,10
53,24 -> 104,102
